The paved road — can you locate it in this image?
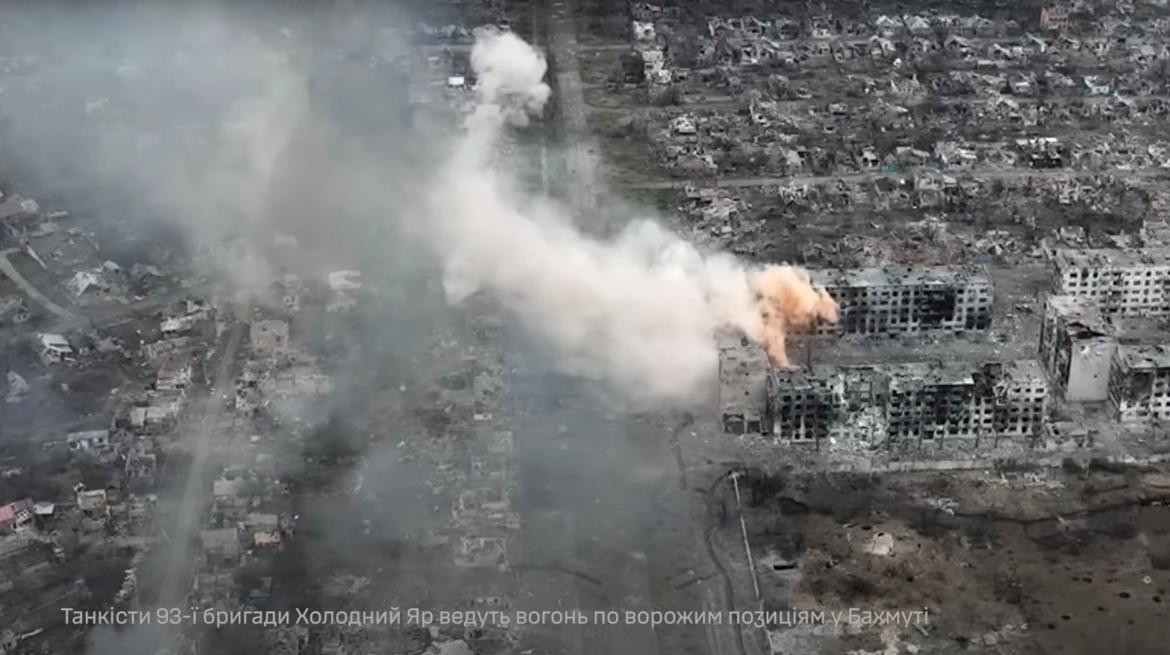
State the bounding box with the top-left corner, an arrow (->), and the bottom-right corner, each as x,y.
547,0 -> 600,217
508,340 -> 656,655
156,312 -> 245,607
506,3 -> 751,651
0,248 -> 78,321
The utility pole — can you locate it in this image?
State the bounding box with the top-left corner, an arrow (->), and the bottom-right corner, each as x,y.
729,471 -> 761,603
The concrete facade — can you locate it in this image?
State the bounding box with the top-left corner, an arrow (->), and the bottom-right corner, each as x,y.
1052,248 -> 1170,317
767,360 -> 1049,448
1039,295 -> 1115,401
1109,345 -> 1170,425
811,266 -> 993,337
1040,294 -> 1170,403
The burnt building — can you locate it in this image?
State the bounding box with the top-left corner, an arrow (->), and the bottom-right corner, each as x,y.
1108,345 -> 1170,425
810,266 -> 993,337
717,329 -> 770,435
1052,248 -> 1170,317
766,360 -> 1049,449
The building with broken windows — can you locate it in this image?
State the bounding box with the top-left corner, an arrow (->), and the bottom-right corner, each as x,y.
1108,345 -> 1170,425
810,266 -> 993,337
1052,248 -> 1170,317
1039,295 -> 1170,402
766,360 -> 1049,449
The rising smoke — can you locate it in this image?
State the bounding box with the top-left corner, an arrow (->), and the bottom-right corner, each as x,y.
0,6 -> 836,404
431,29 -> 838,403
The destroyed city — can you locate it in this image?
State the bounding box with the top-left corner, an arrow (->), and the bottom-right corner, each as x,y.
4,0 -> 1170,653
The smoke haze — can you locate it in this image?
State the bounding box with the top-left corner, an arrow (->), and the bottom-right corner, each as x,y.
0,6 -> 838,403
432,29 -> 837,402
0,6 -> 844,654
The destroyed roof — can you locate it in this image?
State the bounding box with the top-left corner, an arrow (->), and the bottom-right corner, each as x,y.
1114,344 -> 1170,370
810,265 -> 992,289
38,334 -> 72,350
999,359 -> 1046,381
0,499 -> 33,524
771,359 -> 1046,390
1054,247 -> 1170,269
1047,295 -> 1110,334
1109,317 -> 1170,342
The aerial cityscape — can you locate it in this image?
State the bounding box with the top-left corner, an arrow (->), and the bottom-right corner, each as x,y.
1,0 -> 1169,654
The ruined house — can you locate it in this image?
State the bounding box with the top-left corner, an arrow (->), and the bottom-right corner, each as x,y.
455,535 -> 509,569
77,489 -> 108,515
67,429 -> 110,452
0,500 -> 34,531
124,441 -> 158,488
250,319 -> 290,358
37,333 -> 73,365
128,396 -> 182,434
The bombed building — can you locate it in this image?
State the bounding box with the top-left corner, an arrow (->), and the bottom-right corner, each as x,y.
1039,295 -> 1170,402
766,360 -> 1049,449
810,266 -> 993,337
1051,248 -> 1170,317
717,329 -> 770,435
1108,345 -> 1170,425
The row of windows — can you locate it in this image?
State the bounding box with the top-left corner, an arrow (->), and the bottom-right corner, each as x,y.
1063,267 -> 1170,280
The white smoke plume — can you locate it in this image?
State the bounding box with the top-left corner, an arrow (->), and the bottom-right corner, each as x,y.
469,27 -> 552,127
427,30 -> 839,404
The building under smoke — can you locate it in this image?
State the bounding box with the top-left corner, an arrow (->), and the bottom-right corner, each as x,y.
716,329 -> 770,435
810,266 -> 993,337
765,360 -> 1049,449
1108,345 -> 1170,425
1052,248 -> 1170,317
1039,295 -> 1170,402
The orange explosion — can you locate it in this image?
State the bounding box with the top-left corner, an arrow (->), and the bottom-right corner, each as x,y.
749,266 -> 839,368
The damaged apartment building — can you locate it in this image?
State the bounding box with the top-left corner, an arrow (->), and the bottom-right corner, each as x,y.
1052,248 -> 1170,317
1041,296 -> 1170,425
1108,345 -> 1170,425
719,266 -> 997,439
767,360 -> 1049,450
1043,249 -> 1170,426
1039,295 -> 1168,400
811,266 -> 993,336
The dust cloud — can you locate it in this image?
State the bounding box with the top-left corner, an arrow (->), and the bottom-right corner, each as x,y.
0,8 -> 836,402
432,29 -> 837,402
